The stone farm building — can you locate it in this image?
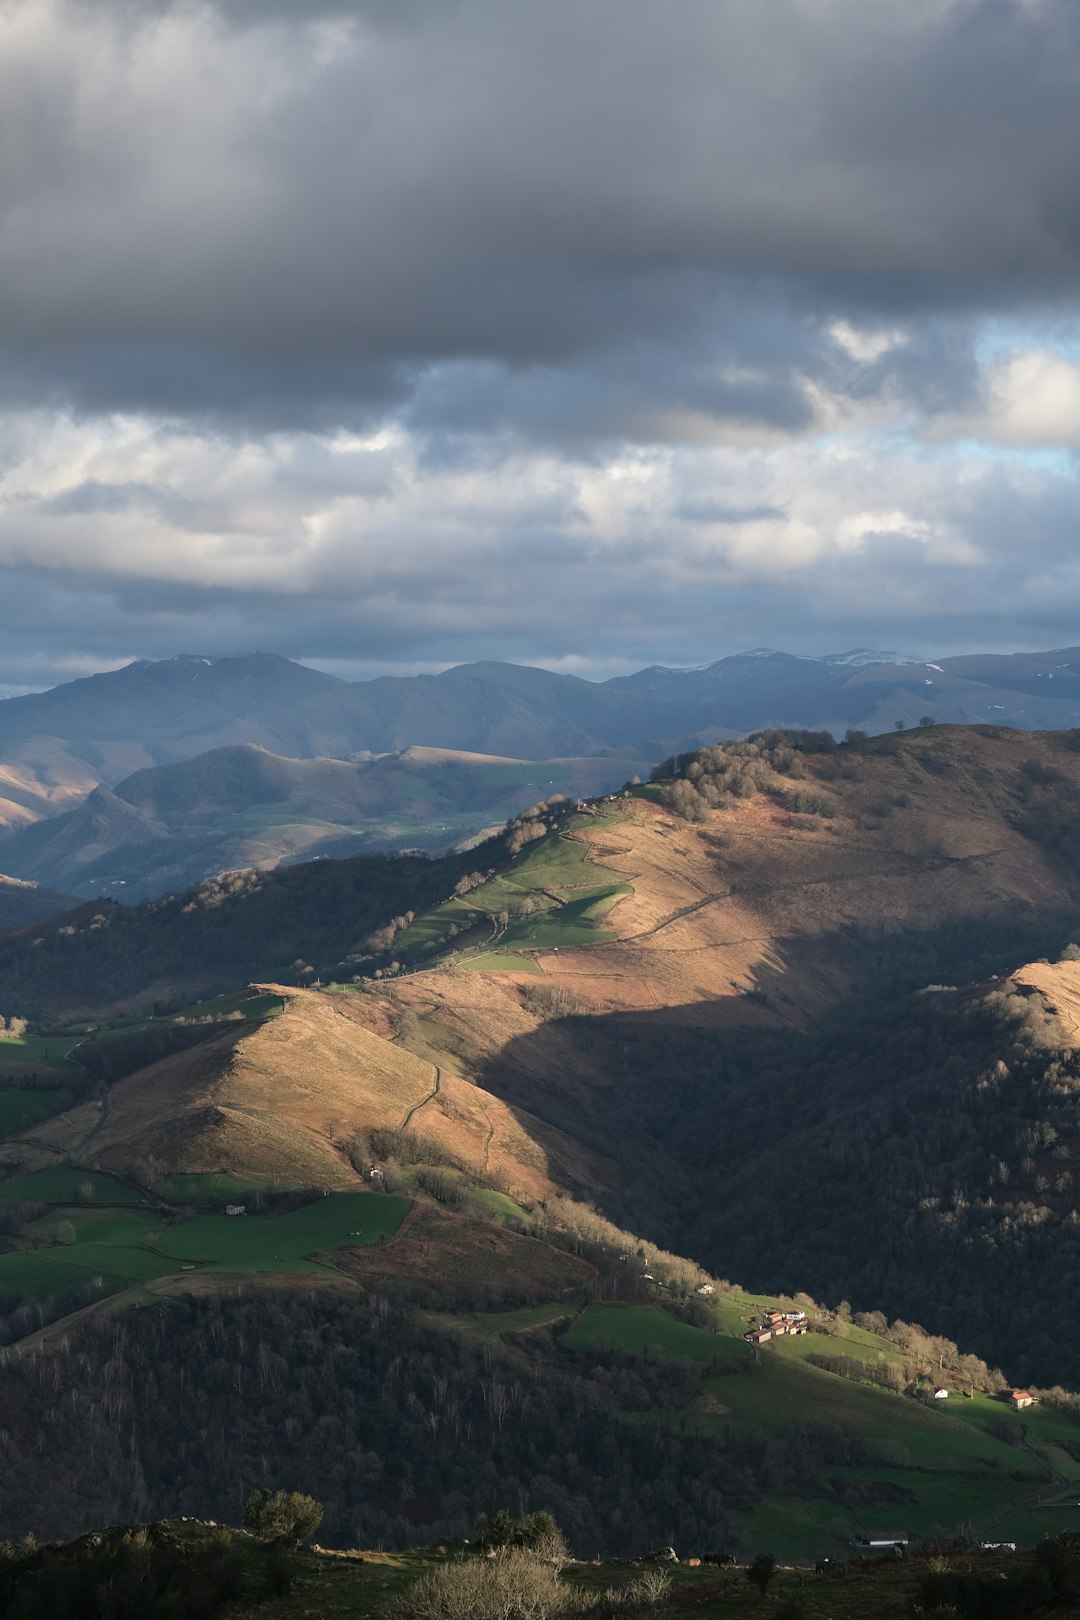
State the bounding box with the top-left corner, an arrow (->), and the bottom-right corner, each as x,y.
745,1309 -> 808,1346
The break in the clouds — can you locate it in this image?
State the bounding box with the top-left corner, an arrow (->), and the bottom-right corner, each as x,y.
1,0 -> 1079,690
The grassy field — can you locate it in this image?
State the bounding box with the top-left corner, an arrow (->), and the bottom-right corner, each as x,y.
0,1242 -> 177,1299
172,990 -> 284,1022
156,1192 -> 411,1273
0,1087 -> 69,1133
0,1034 -> 83,1078
163,1171 -> 272,1204
439,1302 -> 577,1341
469,1188 -> 532,1224
562,1304 -> 750,1368
460,952 -> 540,973
0,1165 -> 147,1205
399,821 -> 631,963
28,1207 -> 164,1245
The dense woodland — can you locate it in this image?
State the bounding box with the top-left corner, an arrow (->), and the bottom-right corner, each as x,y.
0,850 -> 480,1015
0,1289 -> 883,1550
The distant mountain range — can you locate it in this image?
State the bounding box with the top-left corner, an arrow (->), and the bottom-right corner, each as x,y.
2,644 -> 1080,900
0,743 -> 645,901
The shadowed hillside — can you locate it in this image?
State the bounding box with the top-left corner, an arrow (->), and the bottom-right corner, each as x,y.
28,986 -> 616,1200
0,873 -> 78,930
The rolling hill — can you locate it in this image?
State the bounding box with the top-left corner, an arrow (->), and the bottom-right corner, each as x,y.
0,742 -> 645,900
9,724 -> 1080,1556
0,872 -> 78,930
4,644 -> 1080,848
27,984 -> 617,1201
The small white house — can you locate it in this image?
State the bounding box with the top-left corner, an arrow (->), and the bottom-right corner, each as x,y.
696,1284 -> 715,1296
934,1388 -> 949,1400
225,1204 -> 246,1216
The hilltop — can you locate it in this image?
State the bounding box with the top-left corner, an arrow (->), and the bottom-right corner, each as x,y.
0,742 -> 643,900
27,985 -> 615,1200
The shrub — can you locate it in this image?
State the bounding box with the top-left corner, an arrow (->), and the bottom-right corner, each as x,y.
522,984 -> 584,1021
242,1488 -> 323,1546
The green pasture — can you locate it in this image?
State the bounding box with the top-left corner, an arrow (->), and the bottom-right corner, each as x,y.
943,1391 -> 1080,1482
0,1034 -> 83,1077
460,953 -> 540,973
500,884 -> 628,951
830,1465 -> 1031,1540
987,1505 -> 1080,1543
0,1087 -> 68,1133
703,1353 -> 1021,1474
401,823 -> 632,961
0,1165 -> 146,1205
171,990 -> 283,1022
156,1191 -> 411,1273
29,1208 -> 164,1246
440,1302 -> 575,1341
162,1171 -> 272,1205
562,1304 -> 749,1367
470,1188 -> 532,1224
732,1495 -> 855,1561
0,1243 -> 176,1300
713,1294 -> 910,1369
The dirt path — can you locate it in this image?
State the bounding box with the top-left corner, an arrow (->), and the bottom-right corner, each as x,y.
62,1038 -> 115,1157
6,1282 -> 145,1356
476,1099 -> 496,1176
401,1065 -> 441,1129
966,1443 -> 1069,1540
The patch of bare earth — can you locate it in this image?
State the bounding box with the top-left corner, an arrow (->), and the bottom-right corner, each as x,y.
1007,960 -> 1080,1045
332,1203 -> 595,1295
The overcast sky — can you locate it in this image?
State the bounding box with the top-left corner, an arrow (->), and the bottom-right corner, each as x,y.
2,0 -> 1080,692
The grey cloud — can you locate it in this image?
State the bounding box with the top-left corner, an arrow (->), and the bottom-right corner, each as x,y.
5,445 -> 1080,692
0,1 -> 1077,434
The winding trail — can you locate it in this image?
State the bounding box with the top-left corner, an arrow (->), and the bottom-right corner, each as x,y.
401,1065 -> 441,1130
967,1443 -> 1070,1541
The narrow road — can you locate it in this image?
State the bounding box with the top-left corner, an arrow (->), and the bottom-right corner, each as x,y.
401,1065 -> 441,1130
967,1442 -> 1069,1540
71,1036 -> 112,1156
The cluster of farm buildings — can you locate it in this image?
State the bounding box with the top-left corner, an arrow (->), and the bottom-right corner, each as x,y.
744,1309 -> 808,1346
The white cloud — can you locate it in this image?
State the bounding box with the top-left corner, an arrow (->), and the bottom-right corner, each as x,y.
945,347 -> 1080,449
830,322 -> 910,364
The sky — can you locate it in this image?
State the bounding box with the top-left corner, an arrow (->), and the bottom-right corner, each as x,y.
2,0 -> 1080,693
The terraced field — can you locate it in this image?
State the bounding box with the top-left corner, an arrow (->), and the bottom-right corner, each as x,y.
398,818 -> 632,966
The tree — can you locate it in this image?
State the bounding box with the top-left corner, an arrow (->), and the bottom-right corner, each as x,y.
919,715 -> 934,728
746,1553 -> 777,1597
894,719 -> 904,731
242,1488 -> 323,1546
514,1510 -> 569,1566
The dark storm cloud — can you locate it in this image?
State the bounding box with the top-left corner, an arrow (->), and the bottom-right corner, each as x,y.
0,0 -> 1078,431
2,0 -> 1080,689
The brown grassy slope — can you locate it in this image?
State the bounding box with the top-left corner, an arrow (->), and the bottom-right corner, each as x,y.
1008,958 -> 1080,1043
27,987 -> 615,1198
357,726 -> 1080,1101
331,1202 -> 595,1295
